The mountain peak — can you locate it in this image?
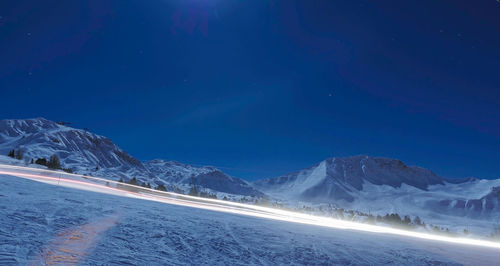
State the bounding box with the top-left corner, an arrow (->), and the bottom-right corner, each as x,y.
254,155 -> 444,202
0,118 -> 60,137
144,159 -> 262,196
0,117 -> 146,178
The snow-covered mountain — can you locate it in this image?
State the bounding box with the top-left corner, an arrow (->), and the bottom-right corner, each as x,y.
0,118 -> 262,197
253,155 -> 444,202
0,118 -> 150,180
2,118 -> 499,227
431,184 -> 500,216
253,155 -> 500,222
144,159 -> 263,196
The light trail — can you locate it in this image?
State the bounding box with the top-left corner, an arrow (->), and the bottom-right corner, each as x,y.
1,163 -> 500,250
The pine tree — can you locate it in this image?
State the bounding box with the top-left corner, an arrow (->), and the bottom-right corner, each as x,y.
15,149 -> 23,160
384,213 -> 402,225
155,184 -> 167,191
30,158 -> 34,164
63,168 -> 73,174
413,216 -> 422,226
35,158 -> 47,166
128,177 -> 139,186
188,186 -> 198,196
47,154 -> 61,169
8,150 -> 15,158
403,215 -> 411,226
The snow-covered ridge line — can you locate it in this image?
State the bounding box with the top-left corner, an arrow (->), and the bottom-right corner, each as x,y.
0,118 -> 263,197
2,118 -> 500,235
253,155 -> 500,236
2,163 -> 500,250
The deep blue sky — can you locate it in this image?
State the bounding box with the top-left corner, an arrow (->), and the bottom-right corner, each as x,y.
1,0 -> 499,180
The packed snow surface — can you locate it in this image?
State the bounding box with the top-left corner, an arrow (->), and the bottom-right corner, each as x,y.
1,175 -> 499,265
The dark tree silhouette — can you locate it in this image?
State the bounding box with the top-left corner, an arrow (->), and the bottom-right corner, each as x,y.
15,149 -> 23,160
35,158 -> 47,166
47,154 -> 61,169
413,216 -> 422,226
188,186 -> 199,196
128,177 -> 139,186
155,184 -> 167,191
403,215 -> 411,226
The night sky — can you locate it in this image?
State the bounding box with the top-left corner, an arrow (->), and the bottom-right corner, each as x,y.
1,1 -> 499,180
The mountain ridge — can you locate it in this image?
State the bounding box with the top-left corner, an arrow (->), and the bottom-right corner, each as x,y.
252,155 -> 500,221
253,155 -> 445,202
2,118 -> 499,221
0,118 -> 262,197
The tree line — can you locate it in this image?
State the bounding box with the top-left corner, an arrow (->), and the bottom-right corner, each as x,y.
7,149 -> 23,160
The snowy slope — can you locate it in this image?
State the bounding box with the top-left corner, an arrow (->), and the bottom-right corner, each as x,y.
144,159 -> 263,196
0,118 -> 263,197
253,156 -> 500,226
2,174 -> 499,265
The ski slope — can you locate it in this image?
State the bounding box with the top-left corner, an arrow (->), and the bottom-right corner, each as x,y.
1,169 -> 500,264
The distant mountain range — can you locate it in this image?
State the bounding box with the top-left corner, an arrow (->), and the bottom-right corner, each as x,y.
1,118 -> 499,225
0,118 -> 261,197
253,155 -> 500,220
144,159 -> 262,196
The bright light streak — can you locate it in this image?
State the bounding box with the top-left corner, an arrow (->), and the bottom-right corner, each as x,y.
1,164 -> 500,250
